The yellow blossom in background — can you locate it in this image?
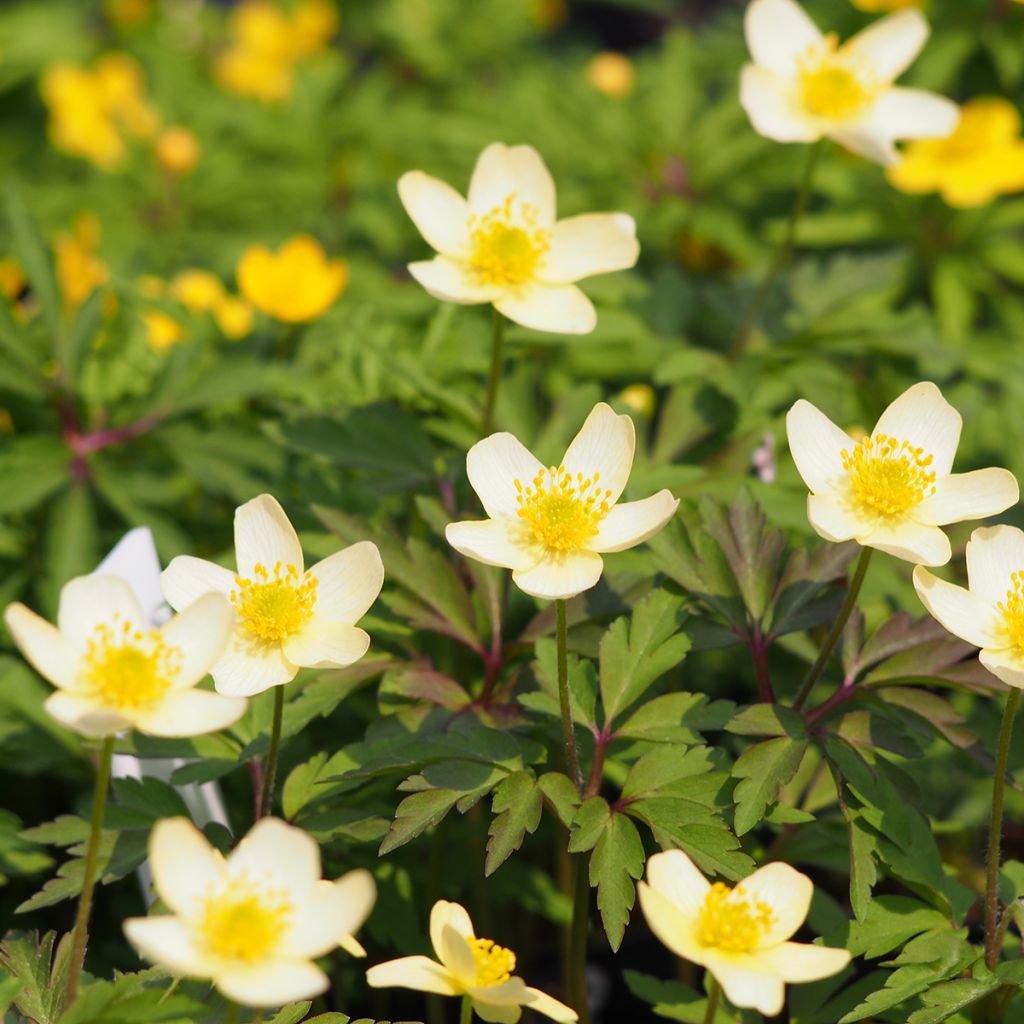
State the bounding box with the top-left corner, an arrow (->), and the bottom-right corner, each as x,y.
367,900 -> 577,1023
587,52 -> 635,98
887,97 -> 1024,207
155,127 -> 200,176
619,384 -> 656,417
0,259 -> 25,300
638,851 -> 850,1015
143,310 -> 186,353
171,269 -> 226,312
213,295 -> 255,339
106,0 -> 153,27
56,214 -> 109,313
851,0 -> 923,10
125,817 -> 376,1007
237,236 -> 347,322
290,0 -> 340,57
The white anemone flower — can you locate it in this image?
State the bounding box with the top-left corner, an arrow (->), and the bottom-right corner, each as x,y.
638,850 -> 851,1016
786,381 -> 1018,566
161,493 -> 384,697
366,899 -> 577,1023
740,0 -> 959,165
445,402 -> 679,600
125,817 -> 376,1007
3,574 -> 242,738
398,142 -> 640,334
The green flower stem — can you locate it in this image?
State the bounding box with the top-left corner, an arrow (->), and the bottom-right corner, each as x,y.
259,686 -> 285,819
65,734 -> 115,1009
569,854 -> 590,1024
985,686 -> 1022,970
224,1002 -> 241,1024
729,139 -> 822,361
702,976 -> 721,1024
480,308 -> 505,438
793,547 -> 873,710
556,599 -> 583,792
461,994 -> 474,1024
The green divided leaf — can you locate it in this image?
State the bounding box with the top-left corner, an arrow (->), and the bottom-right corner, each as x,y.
731,735 -> 808,835
589,810 -> 645,952
486,771 -> 542,876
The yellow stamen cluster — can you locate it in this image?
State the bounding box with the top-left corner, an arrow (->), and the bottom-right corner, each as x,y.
199,875 -> 293,963
515,466 -> 612,552
471,937 -> 517,987
231,562 -> 318,643
697,882 -> 774,954
81,619 -> 180,711
842,433 -> 936,520
798,35 -> 877,121
469,195 -> 550,287
998,572 -> 1024,654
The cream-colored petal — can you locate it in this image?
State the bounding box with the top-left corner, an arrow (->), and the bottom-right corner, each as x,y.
306,541 -> 384,625
734,862 -> 812,946
806,494 -> 861,543
340,935 -> 367,957
398,171 -> 472,258
134,689 -> 247,738
44,692 -> 133,738
786,399 -> 855,495
408,257 -> 503,304
149,817 -> 225,917
211,638 -> 296,697
914,469 -> 1018,527
468,143 -> 556,225
512,550 -> 604,601
472,999 -> 521,1024
445,519 -> 535,570
160,556 -> 235,612
754,941 -> 852,982
439,925 -> 477,986
282,620 -> 370,669
466,433 -> 545,520
912,567 -> 1000,649
284,871 -> 376,958
524,987 -> 578,1023
123,917 -> 212,977
828,123 -> 900,167
334,869 -> 377,944
366,955 -> 461,996
159,592 -> 235,689
967,525 -> 1024,604
740,65 -> 820,143
430,900 -> 475,957
861,519 -> 951,566
979,648 -> 1024,690
703,953 -> 786,1016
3,604 -> 79,689
644,849 -> 711,921
234,494 -> 303,579
744,0 -> 823,77
867,88 -> 960,141
58,574 -> 145,646
216,960 -> 328,1008
636,881 -> 707,965
539,213 -> 639,285
590,492 -> 679,553
872,381 -> 961,478
494,283 -> 596,335
466,978 -> 530,1006
845,9 -> 928,84
228,818 -> 321,905
561,402 -> 636,504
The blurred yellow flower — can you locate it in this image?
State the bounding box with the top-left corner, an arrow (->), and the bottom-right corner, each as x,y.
143,310 -> 186,353
290,0 -> 339,57
106,0 -> 153,26
171,269 -> 226,312
56,215 -> 109,312
237,236 -> 347,322
0,259 -> 25,300
619,384 -> 656,417
887,97 -> 1024,207
155,127 -> 200,176
851,0 -> 922,9
213,295 -> 255,339
587,52 -> 635,98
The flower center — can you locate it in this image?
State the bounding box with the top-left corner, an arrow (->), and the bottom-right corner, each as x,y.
469,195 -> 550,287
998,572 -> 1024,655
470,936 -> 516,987
231,562 -> 318,643
81,620 -> 180,711
199,875 -> 293,963
798,35 -> 877,121
515,466 -> 612,552
697,882 -> 774,954
841,433 -> 936,520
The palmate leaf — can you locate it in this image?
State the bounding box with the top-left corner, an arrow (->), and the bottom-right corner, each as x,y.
60,968 -> 209,1024
485,770 -> 542,876
731,736 -> 808,836
0,931 -> 72,1024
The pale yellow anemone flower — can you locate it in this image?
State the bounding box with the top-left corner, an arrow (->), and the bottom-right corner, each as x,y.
3,575 -> 242,738
914,526 -> 1024,688
161,494 -> 383,697
740,0 -> 958,165
638,850 -> 850,1016
786,382 -> 1018,566
398,143 -> 639,335
125,817 -> 375,1007
367,899 -> 576,1023
445,402 -> 678,600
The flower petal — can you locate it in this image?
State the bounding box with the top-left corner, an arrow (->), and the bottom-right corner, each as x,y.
468,143 -> 556,225
398,171 -> 472,258
523,987 -> 578,1023
494,283 -> 596,335
913,468 -> 1018,527
867,88 -> 960,141
735,862 -> 812,946
590,492 -> 679,553
636,881 -> 706,965
472,1002 -> 521,1024
466,978 -> 531,1006
539,213 -> 639,285
216,960 -> 328,1008
740,65 -> 820,143
58,574 -> 145,646
786,399 -> 856,495
744,0 -> 823,77
149,817 -> 225,916
703,953 -> 785,1016
753,941 -> 852,982
912,567 -> 1000,649
281,620 -> 370,668
512,550 -> 604,600
366,955 -> 461,996
979,648 -> 1024,689
135,689 -> 247,738
806,495 -> 861,543
430,900 -> 476,961
44,692 -> 133,738
845,9 -> 929,84
228,818 -> 321,905
123,916 -> 212,977
3,603 -> 79,690
439,925 -> 477,987
159,592 -> 235,689
445,519 -> 535,570
235,494 -> 303,579
284,871 -> 376,958
561,402 -> 636,504
967,526 -> 1024,604
466,433 -> 545,520
862,519 -> 952,566
211,639 -> 296,697
306,541 -> 384,625
408,257 -> 502,304
160,556 -> 235,612
828,123 -> 900,166
872,382 -> 961,478
644,849 -> 711,921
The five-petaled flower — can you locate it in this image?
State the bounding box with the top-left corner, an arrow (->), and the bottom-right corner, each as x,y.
3,574 -> 243,738
125,817 -> 375,1007
398,142 -> 640,334
367,899 -> 577,1023
740,0 -> 958,165
638,850 -> 851,1016
161,493 -> 384,697
786,381 -> 1018,565
446,402 -> 678,600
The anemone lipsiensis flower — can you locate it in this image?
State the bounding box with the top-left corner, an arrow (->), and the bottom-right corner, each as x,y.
638,850 -> 851,1016
124,817 -> 375,1007
366,899 -> 577,1023
3,574 -> 242,737
786,382 -> 1018,566
740,0 -> 958,165
445,402 -> 678,600
398,142 -> 639,334
161,494 -> 384,697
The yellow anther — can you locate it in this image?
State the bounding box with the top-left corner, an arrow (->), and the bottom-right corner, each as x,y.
231,562 -> 318,643
471,936 -> 517,987
798,35 -> 877,121
841,432 -> 936,520
469,195 -> 550,287
513,465 -> 612,552
999,571 -> 1024,654
697,882 -> 775,953
199,874 -> 292,963
81,618 -> 180,711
